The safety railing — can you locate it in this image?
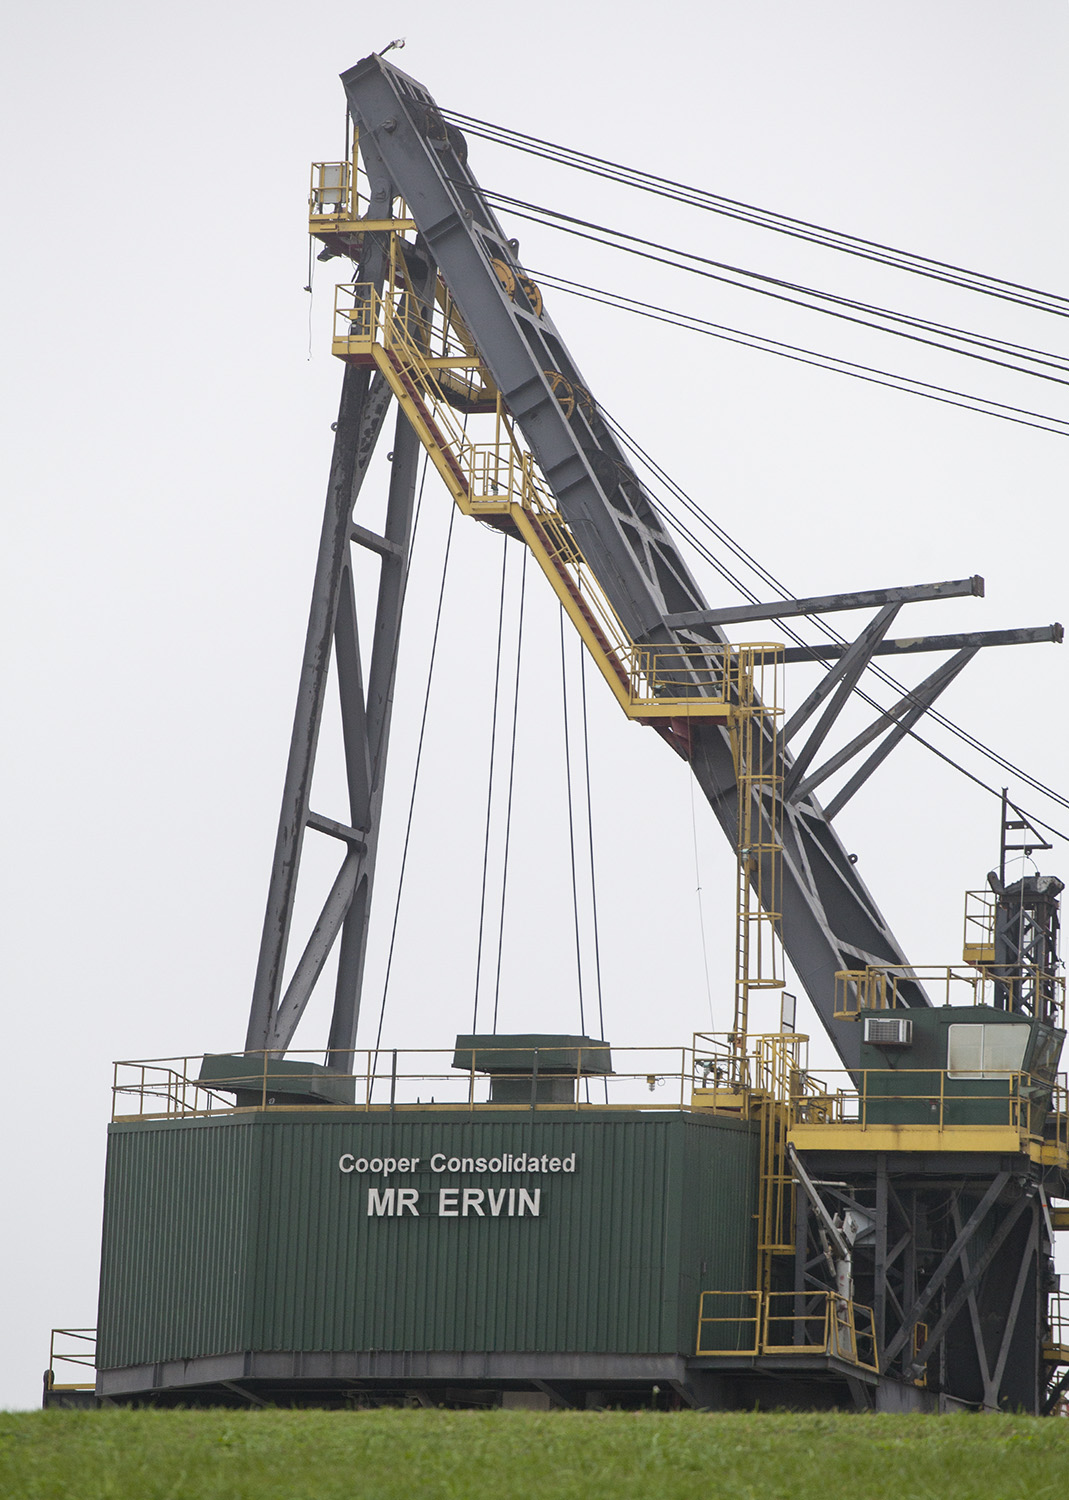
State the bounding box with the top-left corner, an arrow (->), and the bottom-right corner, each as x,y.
111,1034 -> 819,1122
309,132 -> 417,230
331,281 -> 782,723
696,1291 -> 877,1371
962,889 -> 997,965
787,1068 -> 1069,1147
834,963 -> 1064,1022
1046,1290 -> 1069,1363
45,1328 -> 96,1392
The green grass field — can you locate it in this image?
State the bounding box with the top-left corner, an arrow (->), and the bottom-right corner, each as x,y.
2,1410 -> 1068,1500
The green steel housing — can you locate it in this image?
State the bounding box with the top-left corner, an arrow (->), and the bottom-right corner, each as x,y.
96,1108 -> 758,1401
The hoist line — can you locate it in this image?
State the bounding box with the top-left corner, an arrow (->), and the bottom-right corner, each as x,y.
492,547 -> 528,1033
599,411 -> 1069,836
443,109 -> 1069,317
531,270 -> 1069,439
373,497 -> 457,1054
485,193 -> 1069,387
578,647 -> 607,1053
471,534 -> 510,1034
687,726 -> 717,1032
559,604 -> 587,1038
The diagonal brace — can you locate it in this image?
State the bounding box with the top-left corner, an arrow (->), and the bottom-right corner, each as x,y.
799,647 -> 977,817
907,1192 -> 1031,1381
267,850 -> 363,1050
881,1171 -> 1009,1370
781,603 -> 901,797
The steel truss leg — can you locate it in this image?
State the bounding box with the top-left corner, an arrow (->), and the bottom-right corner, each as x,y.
245,370 -> 422,1064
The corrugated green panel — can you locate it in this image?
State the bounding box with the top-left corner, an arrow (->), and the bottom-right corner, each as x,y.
97,1116 -> 260,1369
678,1116 -> 759,1351
98,1110 -> 759,1368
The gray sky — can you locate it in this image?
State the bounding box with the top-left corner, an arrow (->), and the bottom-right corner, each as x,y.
2,1 -> 1067,1409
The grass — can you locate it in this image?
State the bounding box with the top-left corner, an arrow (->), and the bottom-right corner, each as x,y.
2,1408 -> 1068,1500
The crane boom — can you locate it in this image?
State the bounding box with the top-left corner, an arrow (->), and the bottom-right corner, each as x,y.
247,53 -> 1058,1075
337,54 -> 926,1071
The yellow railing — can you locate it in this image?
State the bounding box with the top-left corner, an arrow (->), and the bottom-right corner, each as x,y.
110,1034 -> 824,1122
696,1291 -> 877,1371
787,1068 -> 1068,1145
963,889 -> 998,965
1046,1290 -> 1069,1363
331,280 -> 782,723
834,964 -> 1064,1021
46,1328 -> 96,1392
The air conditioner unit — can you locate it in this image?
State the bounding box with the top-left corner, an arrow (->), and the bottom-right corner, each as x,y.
863,1016 -> 913,1047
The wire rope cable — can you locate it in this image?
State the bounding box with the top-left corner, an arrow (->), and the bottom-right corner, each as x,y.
578,647 -> 607,1049
598,408 -> 1069,837
492,547 -> 528,1032
471,534 -> 510,1033
443,109 -> 1069,317
483,192 -> 1069,388
373,499 -> 457,1053
559,603 -> 587,1037
531,269 -> 1069,439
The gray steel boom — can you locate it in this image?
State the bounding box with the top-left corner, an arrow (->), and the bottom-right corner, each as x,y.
339,54 -> 933,1073
246,53 -> 1059,1075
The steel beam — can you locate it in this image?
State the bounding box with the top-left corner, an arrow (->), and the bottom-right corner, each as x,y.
881,1171 -> 1009,1371
780,623 -> 1062,664
795,647 -> 977,816
341,53 -> 936,1071
907,1193 -> 1031,1381
665,575 -> 983,632
781,603 -> 901,796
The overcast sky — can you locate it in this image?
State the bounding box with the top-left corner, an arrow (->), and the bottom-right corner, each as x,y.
2,1 -> 1067,1409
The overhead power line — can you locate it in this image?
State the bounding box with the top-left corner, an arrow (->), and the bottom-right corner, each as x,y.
444,109 -> 1069,319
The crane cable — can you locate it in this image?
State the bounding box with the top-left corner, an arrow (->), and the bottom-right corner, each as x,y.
559,604 -> 587,1039
492,548 -> 529,1032
483,191 -> 1069,388
578,647 -> 607,1059
531,268 -> 1069,439
443,109 -> 1069,319
471,534 -> 510,1033
373,495 -> 456,1053
598,409 -> 1069,841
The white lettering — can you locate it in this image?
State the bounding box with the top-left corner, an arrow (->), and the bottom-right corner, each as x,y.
462,1188 -> 485,1216
438,1188 -> 459,1216
518,1188 -> 541,1217
354,1158 -> 368,1173
549,1158 -> 561,1172
382,1157 -> 397,1176
475,1158 -> 487,1172
369,1157 -> 383,1174
447,1157 -> 461,1172
487,1188 -> 507,1216
339,1153 -> 355,1174
430,1153 -> 447,1172
562,1153 -> 576,1173
488,1157 -> 502,1173
396,1188 -> 420,1216
367,1187 -> 396,1216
